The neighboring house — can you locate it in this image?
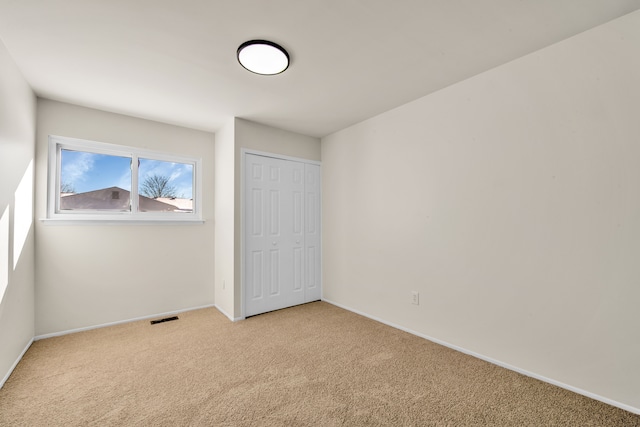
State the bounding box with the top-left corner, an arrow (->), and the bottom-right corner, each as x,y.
60,186 -> 188,212
155,197 -> 193,213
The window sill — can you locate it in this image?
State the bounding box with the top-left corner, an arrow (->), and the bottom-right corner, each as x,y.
39,218 -> 206,226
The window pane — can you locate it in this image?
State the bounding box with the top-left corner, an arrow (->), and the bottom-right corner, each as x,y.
138,158 -> 193,213
59,149 -> 132,212
48,136 -> 202,220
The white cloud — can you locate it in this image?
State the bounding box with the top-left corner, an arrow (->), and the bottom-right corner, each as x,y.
168,166 -> 185,182
61,151 -> 95,183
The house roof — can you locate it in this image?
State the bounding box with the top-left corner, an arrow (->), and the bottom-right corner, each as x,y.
60,187 -> 184,212
1,1 -> 639,137
156,198 -> 193,212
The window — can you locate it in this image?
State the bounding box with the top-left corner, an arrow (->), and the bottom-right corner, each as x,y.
47,135 -> 202,222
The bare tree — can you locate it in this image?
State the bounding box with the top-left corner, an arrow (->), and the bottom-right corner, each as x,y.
140,174 -> 177,198
60,181 -> 75,193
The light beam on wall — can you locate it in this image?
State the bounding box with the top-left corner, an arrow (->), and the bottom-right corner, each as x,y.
13,160 -> 33,270
0,206 -> 9,305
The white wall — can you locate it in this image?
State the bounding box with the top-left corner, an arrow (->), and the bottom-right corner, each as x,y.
214,118 -> 235,320
322,11 -> 640,412
0,39 -> 36,386
35,100 -> 215,336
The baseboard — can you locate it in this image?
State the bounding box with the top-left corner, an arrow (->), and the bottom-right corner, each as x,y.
214,304 -> 243,322
34,304 -> 216,340
322,298 -> 640,416
0,338 -> 34,390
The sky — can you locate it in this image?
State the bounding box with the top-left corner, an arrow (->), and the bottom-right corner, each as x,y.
61,150 -> 194,198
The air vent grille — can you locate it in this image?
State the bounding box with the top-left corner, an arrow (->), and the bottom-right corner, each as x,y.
150,316 -> 179,325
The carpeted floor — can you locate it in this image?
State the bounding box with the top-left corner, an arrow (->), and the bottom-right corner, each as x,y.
0,302 -> 638,426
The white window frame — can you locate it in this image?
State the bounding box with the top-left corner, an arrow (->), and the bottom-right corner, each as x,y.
46,135 -> 203,223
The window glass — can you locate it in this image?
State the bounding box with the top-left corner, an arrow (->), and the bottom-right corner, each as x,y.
47,136 -> 202,221
59,149 -> 132,212
138,158 -> 194,213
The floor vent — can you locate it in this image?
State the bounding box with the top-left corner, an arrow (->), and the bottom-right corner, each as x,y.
150,316 -> 179,325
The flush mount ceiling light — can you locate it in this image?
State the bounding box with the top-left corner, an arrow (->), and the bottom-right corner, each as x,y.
237,40 -> 290,75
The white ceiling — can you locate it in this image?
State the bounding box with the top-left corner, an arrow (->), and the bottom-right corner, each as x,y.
1,0 -> 639,138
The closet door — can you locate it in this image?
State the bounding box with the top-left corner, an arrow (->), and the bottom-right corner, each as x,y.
245,154 -> 310,317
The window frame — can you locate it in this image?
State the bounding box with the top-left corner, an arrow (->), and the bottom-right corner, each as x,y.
46,135 -> 203,223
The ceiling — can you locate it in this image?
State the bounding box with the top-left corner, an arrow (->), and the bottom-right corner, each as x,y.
1,1 -> 639,138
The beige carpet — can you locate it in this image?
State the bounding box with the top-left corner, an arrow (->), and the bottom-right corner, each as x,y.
0,302 -> 638,426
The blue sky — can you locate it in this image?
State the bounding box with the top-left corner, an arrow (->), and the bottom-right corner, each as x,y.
61,150 -> 193,198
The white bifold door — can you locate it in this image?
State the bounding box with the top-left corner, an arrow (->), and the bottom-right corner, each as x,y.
244,153 -> 321,317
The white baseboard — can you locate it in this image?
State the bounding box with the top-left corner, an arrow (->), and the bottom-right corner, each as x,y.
34,304 -> 216,340
322,298 -> 640,416
0,338 -> 33,390
214,304 -> 243,322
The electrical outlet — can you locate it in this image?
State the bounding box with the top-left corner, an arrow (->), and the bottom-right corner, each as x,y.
411,291 -> 419,305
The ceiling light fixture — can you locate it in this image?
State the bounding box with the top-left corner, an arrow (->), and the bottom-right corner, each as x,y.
237,40 -> 290,75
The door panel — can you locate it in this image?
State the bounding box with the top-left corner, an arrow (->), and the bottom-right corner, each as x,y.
251,189 -> 263,236
269,190 -> 280,235
270,249 -> 280,295
294,247 -> 303,291
251,250 -> 263,298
